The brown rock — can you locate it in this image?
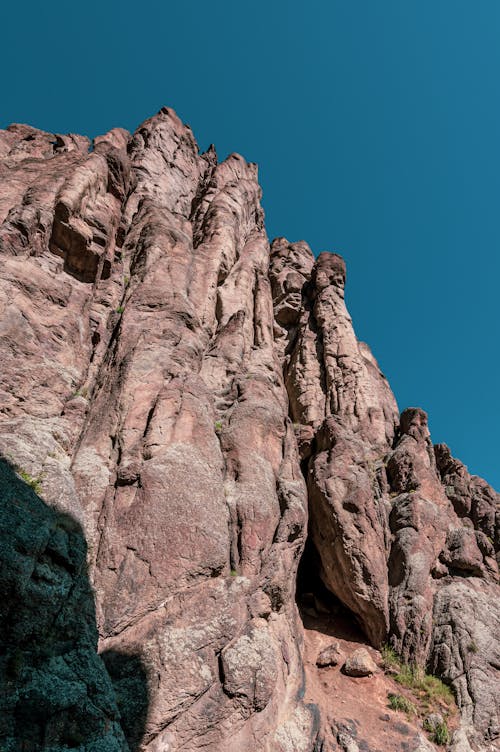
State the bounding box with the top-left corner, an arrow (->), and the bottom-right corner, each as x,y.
0,110 -> 314,751
343,648 -> 378,677
271,238 -> 499,746
271,239 -> 400,649
316,641 -> 344,668
1,108 -> 498,752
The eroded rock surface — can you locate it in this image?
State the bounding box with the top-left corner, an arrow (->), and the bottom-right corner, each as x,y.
0,110 -> 313,752
0,110 -> 498,751
271,238 -> 499,751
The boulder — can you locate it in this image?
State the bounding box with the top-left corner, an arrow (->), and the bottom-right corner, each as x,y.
343,648 -> 378,677
316,641 -> 344,668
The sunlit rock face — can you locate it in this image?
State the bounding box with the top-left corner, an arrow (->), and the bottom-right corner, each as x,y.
0,110 -> 498,751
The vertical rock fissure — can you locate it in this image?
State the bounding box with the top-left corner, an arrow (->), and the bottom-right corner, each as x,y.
270,237 -> 382,640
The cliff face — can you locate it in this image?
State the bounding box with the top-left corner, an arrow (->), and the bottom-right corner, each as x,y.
0,109 -> 498,752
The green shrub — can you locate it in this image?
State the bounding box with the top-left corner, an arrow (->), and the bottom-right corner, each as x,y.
214,420 -> 223,434
381,644 -> 403,671
381,646 -> 455,738
425,720 -> 450,746
394,663 -> 419,688
116,305 -> 125,314
394,665 -> 455,709
387,693 -> 416,715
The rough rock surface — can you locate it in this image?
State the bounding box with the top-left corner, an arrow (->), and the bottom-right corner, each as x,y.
0,458 -> 129,752
342,648 -> 378,677
0,110 -> 498,751
316,642 -> 343,668
270,238 -> 499,751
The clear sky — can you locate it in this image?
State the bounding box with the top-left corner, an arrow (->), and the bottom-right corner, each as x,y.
2,1 -> 499,488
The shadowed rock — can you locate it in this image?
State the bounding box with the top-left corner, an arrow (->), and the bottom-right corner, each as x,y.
0,457 -> 148,750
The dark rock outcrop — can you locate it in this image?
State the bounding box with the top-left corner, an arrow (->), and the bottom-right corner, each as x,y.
0,458 -> 133,751
0,110 -> 498,751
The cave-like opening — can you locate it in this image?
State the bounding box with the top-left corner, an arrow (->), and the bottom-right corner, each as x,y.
295,536 -> 368,644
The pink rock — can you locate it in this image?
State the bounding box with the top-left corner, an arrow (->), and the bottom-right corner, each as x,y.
343,648 -> 378,677
316,641 -> 344,668
0,108 -> 498,752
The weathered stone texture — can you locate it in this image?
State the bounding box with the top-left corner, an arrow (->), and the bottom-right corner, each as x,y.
0,109 -> 498,751
271,238 -> 499,750
0,110 -> 313,751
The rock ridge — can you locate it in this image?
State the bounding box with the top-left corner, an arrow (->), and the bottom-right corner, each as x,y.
0,109 -> 498,752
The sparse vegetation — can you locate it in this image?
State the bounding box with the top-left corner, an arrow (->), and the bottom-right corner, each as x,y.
214,420 -> 223,434
17,468 -> 43,495
394,665 -> 455,710
387,693 -> 416,715
116,305 -> 125,314
230,569 -> 238,577
381,644 -> 401,671
381,644 -> 456,743
424,718 -> 450,746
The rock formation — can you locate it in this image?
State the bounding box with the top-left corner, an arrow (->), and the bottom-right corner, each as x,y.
0,108 -> 498,752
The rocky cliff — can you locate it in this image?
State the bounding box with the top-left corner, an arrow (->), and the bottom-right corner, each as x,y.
0,109 -> 498,752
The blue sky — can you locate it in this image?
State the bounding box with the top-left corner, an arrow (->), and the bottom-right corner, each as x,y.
2,1 -> 499,488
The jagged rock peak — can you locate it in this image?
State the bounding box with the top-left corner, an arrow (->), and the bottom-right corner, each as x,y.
0,108 -> 498,752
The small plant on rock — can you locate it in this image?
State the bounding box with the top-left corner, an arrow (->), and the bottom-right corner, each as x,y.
424,719 -> 450,746
381,646 -> 456,737
394,665 -> 455,714
214,420 -> 223,435
381,644 -> 402,671
17,468 -> 43,495
388,693 -> 417,715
